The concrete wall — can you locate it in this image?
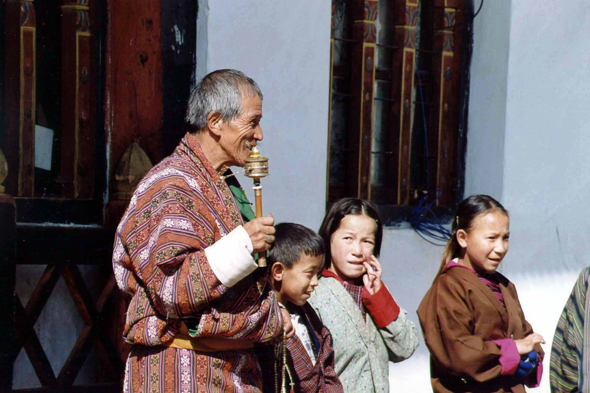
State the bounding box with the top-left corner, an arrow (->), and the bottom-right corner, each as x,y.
198,0 -> 332,231
502,3 -> 590,390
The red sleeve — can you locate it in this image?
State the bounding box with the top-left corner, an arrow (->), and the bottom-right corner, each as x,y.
526,349 -> 543,388
492,338 -> 520,375
361,285 -> 400,328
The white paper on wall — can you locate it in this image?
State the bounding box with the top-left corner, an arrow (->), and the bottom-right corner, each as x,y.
35,125 -> 53,171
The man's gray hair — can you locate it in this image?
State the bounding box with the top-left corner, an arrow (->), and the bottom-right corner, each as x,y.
185,69 -> 263,132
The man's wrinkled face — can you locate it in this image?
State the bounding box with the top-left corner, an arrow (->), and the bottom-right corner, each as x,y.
218,94 -> 263,167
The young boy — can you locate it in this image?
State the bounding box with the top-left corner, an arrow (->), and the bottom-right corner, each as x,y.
268,223 -> 343,393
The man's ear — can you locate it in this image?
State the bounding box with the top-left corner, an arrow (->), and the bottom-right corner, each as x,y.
456,229 -> 468,248
271,262 -> 285,282
206,111 -> 223,137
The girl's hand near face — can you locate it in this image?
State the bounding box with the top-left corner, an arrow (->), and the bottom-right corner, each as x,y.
362,255 -> 382,295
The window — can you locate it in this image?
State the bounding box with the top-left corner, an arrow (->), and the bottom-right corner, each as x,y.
2,0 -> 106,224
328,0 -> 473,224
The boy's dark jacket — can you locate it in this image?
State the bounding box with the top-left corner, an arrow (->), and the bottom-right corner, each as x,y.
258,302 -> 343,393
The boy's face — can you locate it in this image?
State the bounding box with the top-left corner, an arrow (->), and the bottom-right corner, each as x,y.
274,254 -> 323,306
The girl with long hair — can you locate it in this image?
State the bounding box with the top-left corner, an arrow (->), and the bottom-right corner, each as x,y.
308,198 -> 419,393
418,195 -> 544,393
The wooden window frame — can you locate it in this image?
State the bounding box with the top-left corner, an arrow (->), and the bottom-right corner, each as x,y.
328,0 -> 473,225
2,0 -> 108,225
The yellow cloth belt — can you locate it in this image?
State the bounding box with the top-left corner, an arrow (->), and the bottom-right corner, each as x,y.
166,323 -> 254,352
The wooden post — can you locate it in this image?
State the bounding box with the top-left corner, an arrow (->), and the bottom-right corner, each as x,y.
105,0 -> 163,201
0,148 -> 16,389
4,0 -> 36,197
350,0 -> 378,200
61,0 -> 96,198
104,142 -> 152,227
431,0 -> 464,206
391,0 -> 419,205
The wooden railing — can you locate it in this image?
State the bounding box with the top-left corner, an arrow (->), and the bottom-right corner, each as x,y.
0,152 -> 122,391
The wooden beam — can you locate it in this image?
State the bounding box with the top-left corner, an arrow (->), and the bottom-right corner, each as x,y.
16,297 -> 58,387
0,193 -> 16,389
431,0 -> 464,206
105,0 -> 163,196
61,0 -> 96,198
391,0 -> 419,205
350,0 -> 379,200
4,0 -> 36,196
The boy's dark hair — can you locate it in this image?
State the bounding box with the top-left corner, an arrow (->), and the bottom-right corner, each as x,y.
268,223 -> 326,269
318,198 -> 383,270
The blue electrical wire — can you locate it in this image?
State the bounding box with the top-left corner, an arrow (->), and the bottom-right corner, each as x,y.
409,62 -> 452,246
409,189 -> 452,246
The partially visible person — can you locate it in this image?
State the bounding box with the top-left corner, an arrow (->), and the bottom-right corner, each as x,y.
418,195 -> 545,393
308,198 -> 419,393
112,69 -> 292,393
265,222 -> 343,393
550,267 -> 590,393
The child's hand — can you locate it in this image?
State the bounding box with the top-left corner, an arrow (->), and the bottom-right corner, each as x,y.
514,333 -> 545,355
362,255 -> 382,295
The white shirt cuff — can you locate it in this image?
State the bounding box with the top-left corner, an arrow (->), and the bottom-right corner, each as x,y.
205,226 -> 257,287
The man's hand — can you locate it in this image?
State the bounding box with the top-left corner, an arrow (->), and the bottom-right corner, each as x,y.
244,214 -> 275,254
281,308 -> 295,338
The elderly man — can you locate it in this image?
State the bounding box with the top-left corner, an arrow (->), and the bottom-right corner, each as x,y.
113,69 -> 290,392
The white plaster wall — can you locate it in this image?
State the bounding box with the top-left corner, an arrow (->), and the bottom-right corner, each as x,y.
463,0 -> 512,198
381,227 -> 442,392
199,0 -> 331,231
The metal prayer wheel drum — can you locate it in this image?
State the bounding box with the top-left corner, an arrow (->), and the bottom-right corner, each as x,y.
244,147 -> 269,267
244,147 -> 269,180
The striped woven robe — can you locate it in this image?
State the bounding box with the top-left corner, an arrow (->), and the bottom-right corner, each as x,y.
285,303 -> 343,393
112,133 -> 283,392
550,267 -> 590,393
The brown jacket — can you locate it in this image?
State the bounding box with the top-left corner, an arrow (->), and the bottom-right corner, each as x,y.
417,266 -> 543,393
